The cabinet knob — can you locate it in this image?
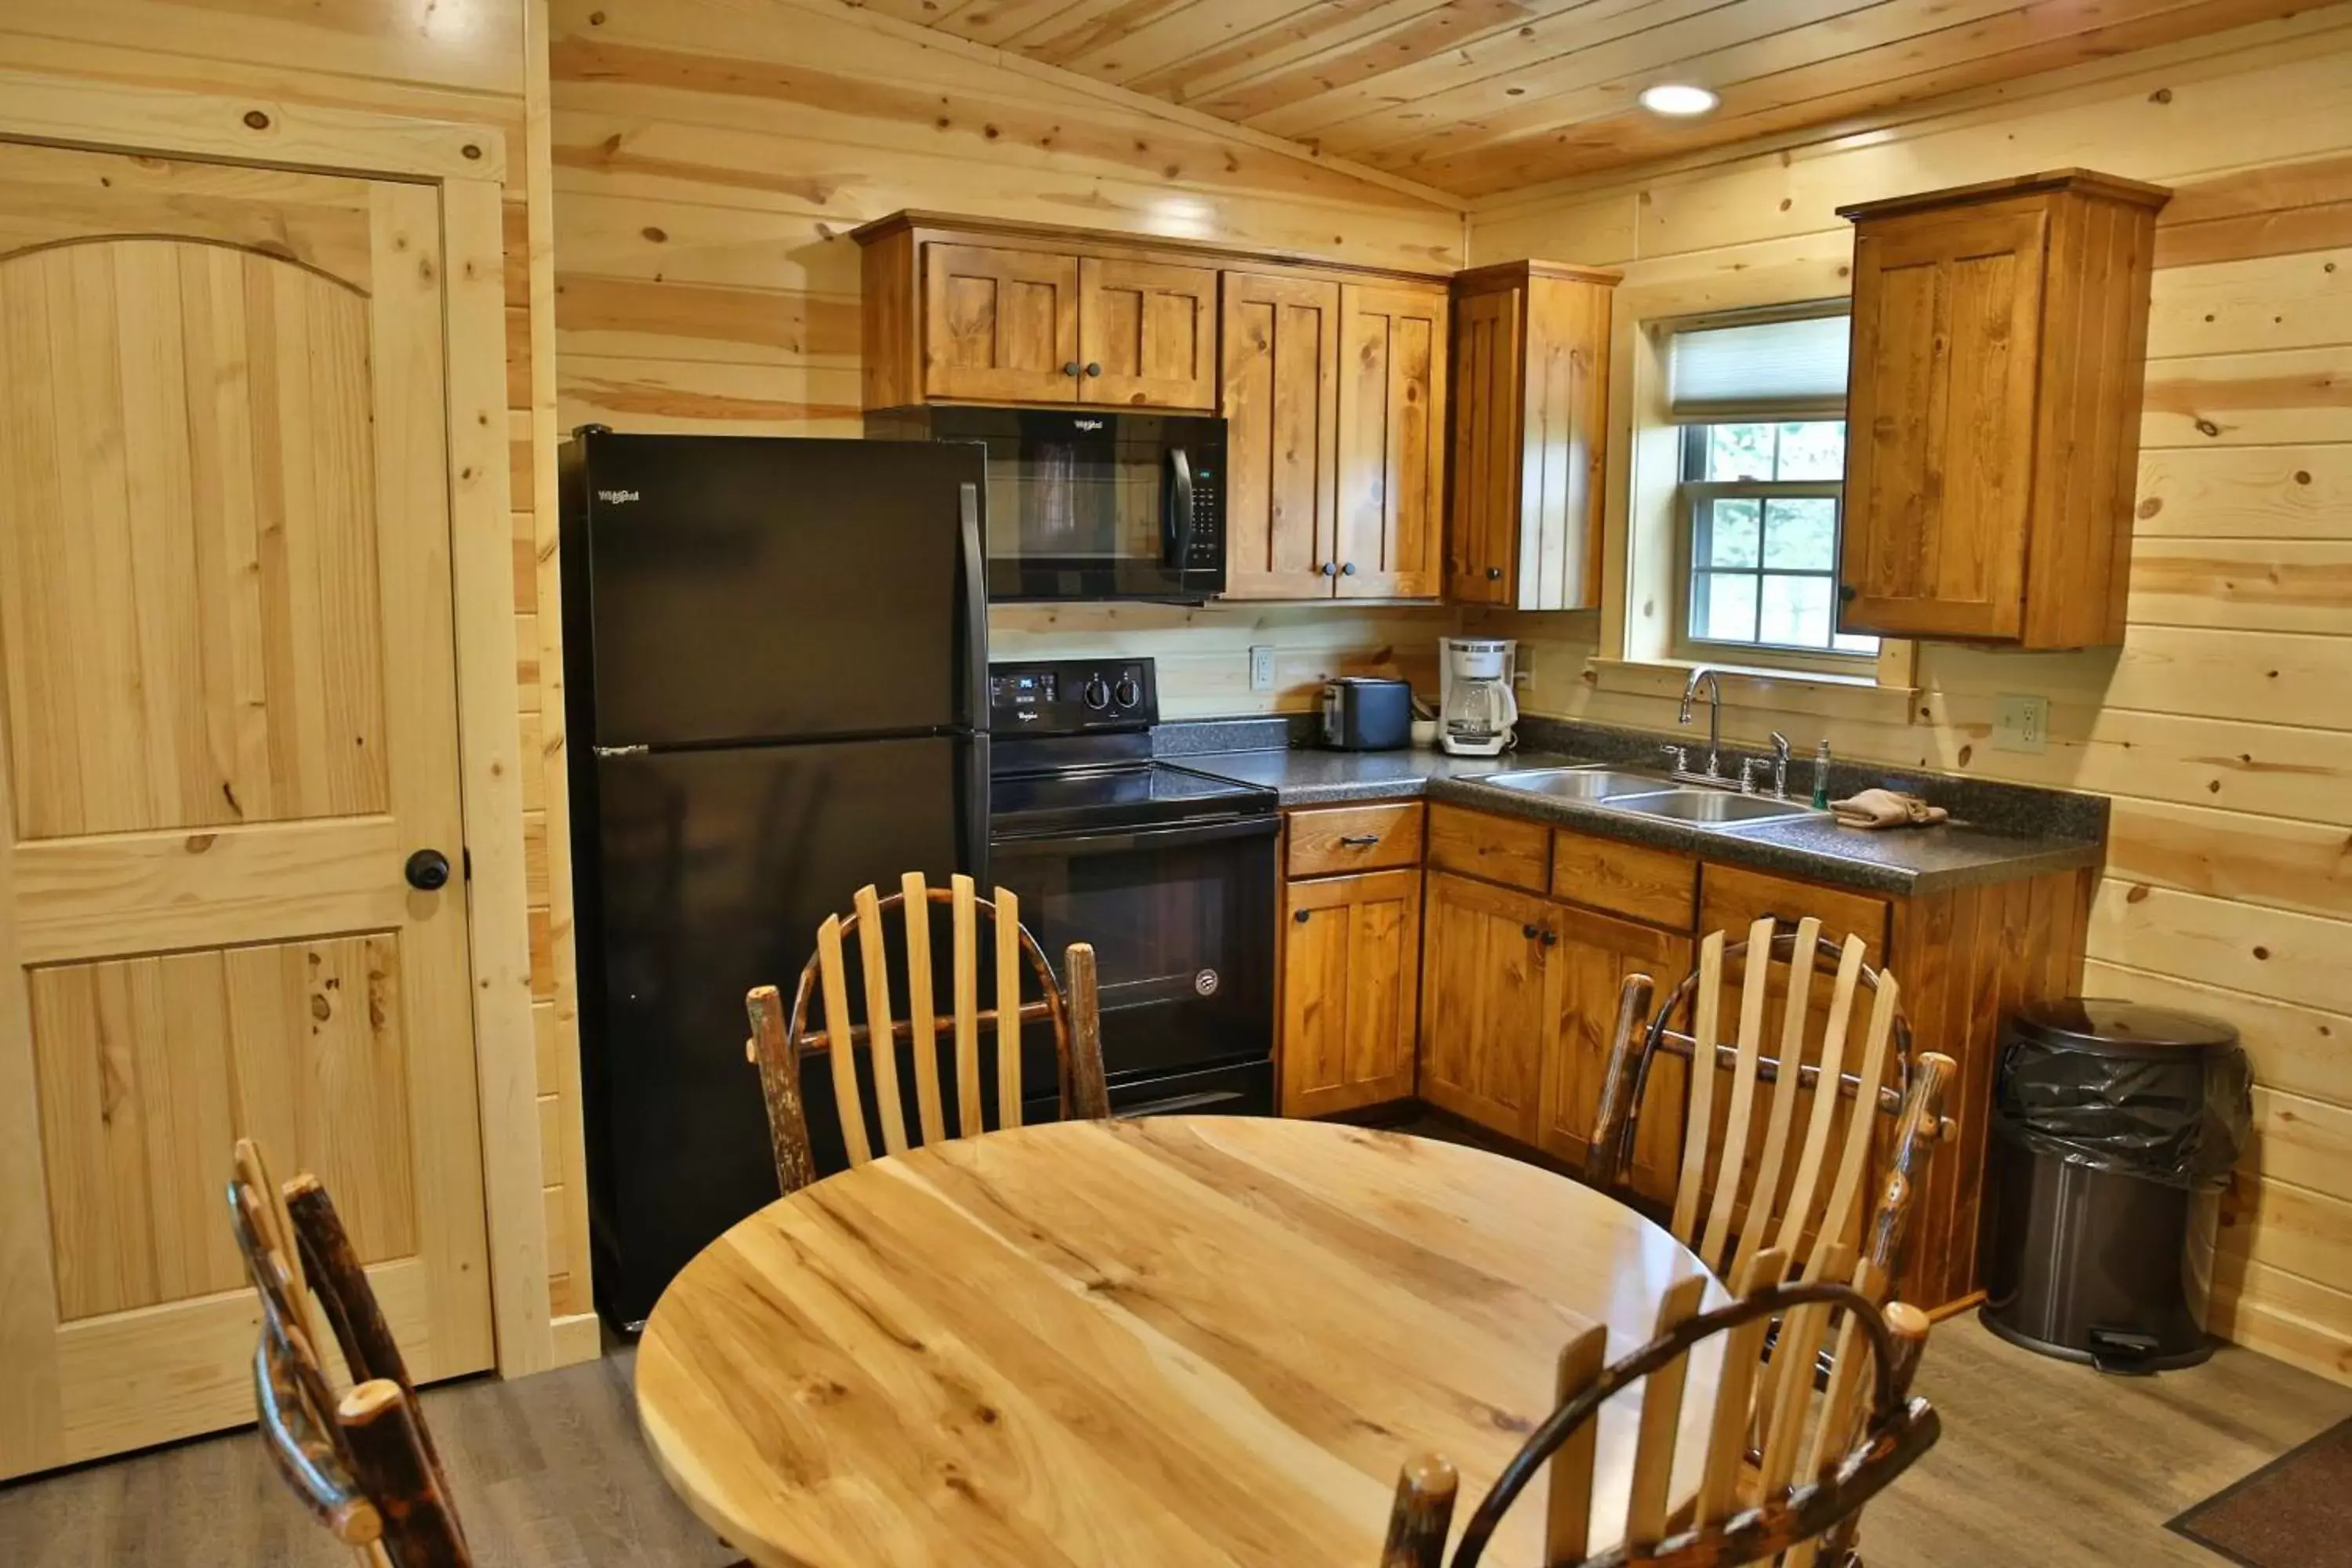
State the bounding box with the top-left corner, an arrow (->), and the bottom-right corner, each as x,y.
1294,909 -> 1311,924
1063,361 -> 1081,377
1540,929 -> 1559,948
1341,561 -> 1358,576
1522,923 -> 1539,940
1321,561 -> 1339,577
1084,361 -> 1102,378
1838,583 -> 1857,604
1486,566 -> 1503,581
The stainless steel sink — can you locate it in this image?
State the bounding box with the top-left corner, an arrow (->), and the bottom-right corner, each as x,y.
1604,789 -> 1817,826
1478,768 -> 1672,800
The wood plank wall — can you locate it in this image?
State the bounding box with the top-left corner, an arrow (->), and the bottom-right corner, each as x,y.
0,0 -> 597,1356
543,0 -> 1467,717
1468,11 -> 2352,1382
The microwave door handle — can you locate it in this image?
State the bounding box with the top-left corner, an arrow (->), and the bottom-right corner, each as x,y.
1166,446 -> 1196,589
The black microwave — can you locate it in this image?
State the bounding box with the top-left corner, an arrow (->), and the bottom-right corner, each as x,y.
869,406 -> 1225,602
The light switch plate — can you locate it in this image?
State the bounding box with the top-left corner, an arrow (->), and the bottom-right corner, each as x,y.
1248,644 -> 1275,693
1994,693 -> 2049,754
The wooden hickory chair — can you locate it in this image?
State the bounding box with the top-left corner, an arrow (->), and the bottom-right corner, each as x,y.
1381,1254 -> 1940,1568
1586,915 -> 1959,1296
745,871 -> 1111,1193
228,1136 -> 466,1567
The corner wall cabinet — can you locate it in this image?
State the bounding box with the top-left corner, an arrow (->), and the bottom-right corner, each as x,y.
1272,797 -> 2095,1313
1447,260 -> 1619,608
1837,169 -> 2170,648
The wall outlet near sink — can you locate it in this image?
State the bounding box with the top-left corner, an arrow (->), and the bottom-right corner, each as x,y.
1994,693 -> 2049,754
1248,644 -> 1275,693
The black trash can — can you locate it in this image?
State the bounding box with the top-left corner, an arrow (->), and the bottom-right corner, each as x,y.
1980,997 -> 2251,1373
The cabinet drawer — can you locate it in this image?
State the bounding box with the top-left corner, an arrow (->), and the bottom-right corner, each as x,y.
1698,862 -> 1889,958
1288,803 -> 1424,877
1550,829 -> 1696,929
1426,804 -> 1549,893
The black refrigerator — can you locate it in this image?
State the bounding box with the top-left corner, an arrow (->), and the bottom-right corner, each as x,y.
560,429 -> 989,1330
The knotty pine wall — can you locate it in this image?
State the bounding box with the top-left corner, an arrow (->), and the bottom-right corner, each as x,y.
0,0 -> 598,1353
1468,13 -> 2352,1381
543,0 -> 1467,717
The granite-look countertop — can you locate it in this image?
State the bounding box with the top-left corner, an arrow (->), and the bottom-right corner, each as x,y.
1174,743 -> 2103,897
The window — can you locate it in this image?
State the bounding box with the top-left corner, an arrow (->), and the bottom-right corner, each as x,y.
1667,309 -> 1877,662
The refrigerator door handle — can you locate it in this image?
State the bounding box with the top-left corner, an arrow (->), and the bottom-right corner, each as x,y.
958,480 -> 989,729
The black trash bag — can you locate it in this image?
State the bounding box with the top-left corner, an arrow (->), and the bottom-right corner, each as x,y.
1995,1030 -> 2251,1190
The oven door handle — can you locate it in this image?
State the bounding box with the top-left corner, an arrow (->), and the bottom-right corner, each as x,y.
992,815 -> 1278,855
1112,1088 -> 1249,1120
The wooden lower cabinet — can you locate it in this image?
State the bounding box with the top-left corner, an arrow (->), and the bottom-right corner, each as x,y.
1417,872 -> 1554,1144
1280,869 -> 1423,1116
1536,906 -> 1693,1202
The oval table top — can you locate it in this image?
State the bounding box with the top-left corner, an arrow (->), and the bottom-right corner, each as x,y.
637,1116 -> 1731,1568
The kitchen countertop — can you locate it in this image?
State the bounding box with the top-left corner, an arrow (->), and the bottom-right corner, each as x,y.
1174,745 -> 2104,897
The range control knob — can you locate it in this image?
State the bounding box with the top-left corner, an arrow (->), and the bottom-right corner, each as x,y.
1113,675 -> 1142,709
1082,674 -> 1112,710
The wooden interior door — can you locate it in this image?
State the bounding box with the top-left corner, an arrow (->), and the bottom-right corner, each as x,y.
1280,869 -> 1422,1117
923,242 -> 1081,403
0,141 -> 493,1479
1078,256 -> 1215,408
1446,285 -> 1521,604
1841,204 -> 2048,641
1335,284 -> 1446,598
1537,909 -> 1691,1202
1417,872 -> 1552,1144
1220,270 -> 1339,599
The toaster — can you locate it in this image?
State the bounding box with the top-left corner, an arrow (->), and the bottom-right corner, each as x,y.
1320,677 -> 1414,751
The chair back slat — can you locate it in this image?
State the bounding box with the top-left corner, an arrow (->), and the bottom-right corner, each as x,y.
952,873 -> 983,1136
1758,1243 -> 1853,1493
1728,916 -> 1821,1283
851,884 -> 910,1158
1668,932 -> 1726,1243
1383,1454 -> 1459,1568
902,872 -> 947,1146
996,887 -> 1025,1130
1765,936 -> 1866,1279
1544,1325 -> 1610,1564
1624,1272 -> 1710,1547
815,914 -> 873,1167
1696,917 -> 1776,1269
1805,1256 -> 1886,1484
1793,977 -> 1900,1283
1693,1246 -> 1786,1526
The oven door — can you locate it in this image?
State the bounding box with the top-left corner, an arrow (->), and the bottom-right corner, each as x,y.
922,407 -> 1225,601
990,814 -> 1276,1108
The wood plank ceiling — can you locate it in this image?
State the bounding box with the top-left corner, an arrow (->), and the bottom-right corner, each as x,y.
855,0 -> 2314,198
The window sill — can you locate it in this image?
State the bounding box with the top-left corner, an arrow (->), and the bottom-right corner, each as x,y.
1583,656 -> 1924,727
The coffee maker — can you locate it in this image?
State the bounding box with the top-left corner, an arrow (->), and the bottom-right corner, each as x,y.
1439,637 -> 1518,757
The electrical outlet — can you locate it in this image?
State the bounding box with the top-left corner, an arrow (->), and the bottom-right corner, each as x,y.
1248,644 -> 1276,693
1993,693 -> 2049,755
1512,646 -> 1533,688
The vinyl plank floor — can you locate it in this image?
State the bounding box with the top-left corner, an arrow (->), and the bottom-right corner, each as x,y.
2,1287 -> 2346,1566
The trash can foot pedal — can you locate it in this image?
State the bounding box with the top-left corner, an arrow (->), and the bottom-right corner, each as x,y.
2088,1326 -> 2162,1376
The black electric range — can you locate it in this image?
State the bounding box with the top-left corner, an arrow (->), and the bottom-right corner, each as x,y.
988,658 -> 1279,1120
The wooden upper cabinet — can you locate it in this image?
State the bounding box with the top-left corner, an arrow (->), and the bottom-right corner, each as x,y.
1221,270 -> 1341,598
921,242 -> 1081,404
1447,261 -> 1617,608
1838,170 -> 2169,648
1078,256 -> 1216,408
1334,283 -> 1447,599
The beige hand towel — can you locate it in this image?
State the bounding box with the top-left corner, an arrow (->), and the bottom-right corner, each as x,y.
1829,787 -> 1949,829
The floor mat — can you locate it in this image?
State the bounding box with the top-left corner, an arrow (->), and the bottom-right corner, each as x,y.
2168,1414 -> 2352,1566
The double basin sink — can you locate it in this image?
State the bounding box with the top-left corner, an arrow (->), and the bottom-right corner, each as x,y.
1475,766 -> 1820,830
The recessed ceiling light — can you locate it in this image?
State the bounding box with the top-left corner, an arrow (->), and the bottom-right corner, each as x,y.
1639,83 -> 1719,117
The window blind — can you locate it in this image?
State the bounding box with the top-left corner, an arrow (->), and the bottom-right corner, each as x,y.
1666,310 -> 1849,423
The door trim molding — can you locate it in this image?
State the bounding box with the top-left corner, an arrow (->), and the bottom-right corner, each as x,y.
0,75 -> 558,1406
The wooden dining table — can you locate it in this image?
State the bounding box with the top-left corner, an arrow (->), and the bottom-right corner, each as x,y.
636,1116 -> 1731,1567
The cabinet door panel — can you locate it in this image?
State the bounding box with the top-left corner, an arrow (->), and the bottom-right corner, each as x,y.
1417,873 -> 1552,1144
923,243 -> 1080,403
1280,869 -> 1422,1117
1336,284 -> 1446,599
1080,256 -> 1216,409
1537,908 -> 1692,1203
1842,207 -> 2045,640
1221,270 -> 1339,599
1447,287 -> 1519,604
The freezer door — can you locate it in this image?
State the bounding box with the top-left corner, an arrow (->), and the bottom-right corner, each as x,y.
572,433 -> 987,746
577,734 -> 981,1327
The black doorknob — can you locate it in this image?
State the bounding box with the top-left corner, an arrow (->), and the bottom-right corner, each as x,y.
405,848 -> 452,891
